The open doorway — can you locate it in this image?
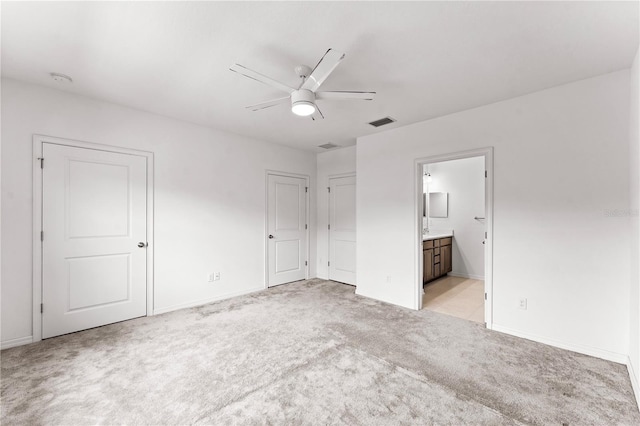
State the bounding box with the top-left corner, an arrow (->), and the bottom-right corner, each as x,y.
415,148 -> 493,328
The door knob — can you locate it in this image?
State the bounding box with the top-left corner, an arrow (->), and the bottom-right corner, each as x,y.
138,242 -> 147,248
268,235 -> 274,239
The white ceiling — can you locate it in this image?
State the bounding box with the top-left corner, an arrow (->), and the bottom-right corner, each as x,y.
2,1 -> 638,151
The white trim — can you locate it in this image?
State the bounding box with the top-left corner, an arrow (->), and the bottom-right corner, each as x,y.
415,161 -> 424,310
32,134 -> 155,343
153,287 -> 265,315
327,171 -> 356,179
32,140 -> 44,343
146,155 -> 155,315
492,324 -> 628,364
1,336 -> 34,350
265,170 -> 311,288
448,272 -> 485,280
628,357 -> 640,411
485,149 -> 494,329
414,147 -> 494,330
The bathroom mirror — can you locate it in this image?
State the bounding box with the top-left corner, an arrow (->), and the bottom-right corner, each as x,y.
428,192 -> 448,218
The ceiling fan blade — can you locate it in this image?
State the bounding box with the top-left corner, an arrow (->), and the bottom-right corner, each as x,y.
310,104 -> 325,121
300,49 -> 346,92
245,96 -> 290,111
230,64 -> 295,94
316,91 -> 376,101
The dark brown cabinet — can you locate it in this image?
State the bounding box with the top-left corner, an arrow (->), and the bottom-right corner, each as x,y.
441,243 -> 452,274
423,236 -> 452,283
423,247 -> 434,281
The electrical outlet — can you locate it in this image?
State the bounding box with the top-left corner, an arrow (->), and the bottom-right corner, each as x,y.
207,273 -> 215,282
214,272 -> 221,281
518,298 -> 527,310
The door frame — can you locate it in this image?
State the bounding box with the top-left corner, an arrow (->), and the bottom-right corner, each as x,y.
32,134 -> 155,343
264,170 -> 310,288
414,147 -> 494,329
327,172 -> 356,284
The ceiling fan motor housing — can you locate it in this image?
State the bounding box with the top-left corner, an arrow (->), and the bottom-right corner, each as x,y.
291,89 -> 316,116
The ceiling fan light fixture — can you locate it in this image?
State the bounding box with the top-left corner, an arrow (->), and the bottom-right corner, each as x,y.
291,89 -> 316,116
292,101 -> 316,116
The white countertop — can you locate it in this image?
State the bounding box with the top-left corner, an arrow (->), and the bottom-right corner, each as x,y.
423,230 -> 453,241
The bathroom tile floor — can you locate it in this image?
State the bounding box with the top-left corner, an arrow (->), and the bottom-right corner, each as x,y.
422,276 -> 485,324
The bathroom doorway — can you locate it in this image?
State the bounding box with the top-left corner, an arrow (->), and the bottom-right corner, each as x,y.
415,148 -> 494,327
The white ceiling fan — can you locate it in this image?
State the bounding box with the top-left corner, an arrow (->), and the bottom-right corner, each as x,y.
230,48 -> 376,120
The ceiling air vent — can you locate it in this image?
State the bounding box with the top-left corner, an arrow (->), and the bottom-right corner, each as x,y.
318,143 -> 338,149
368,117 -> 396,127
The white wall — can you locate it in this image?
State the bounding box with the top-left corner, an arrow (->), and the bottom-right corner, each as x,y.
425,157 -> 485,279
1,78 -> 317,347
316,146 -> 356,279
628,46 -> 640,402
356,70 -> 631,362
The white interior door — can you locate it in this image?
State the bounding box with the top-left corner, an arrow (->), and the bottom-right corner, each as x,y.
329,175 -> 356,285
42,143 -> 148,338
267,174 -> 307,287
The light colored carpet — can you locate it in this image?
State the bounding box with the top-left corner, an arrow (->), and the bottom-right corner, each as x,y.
2,279 -> 639,425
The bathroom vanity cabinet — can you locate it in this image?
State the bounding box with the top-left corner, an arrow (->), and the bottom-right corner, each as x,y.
423,236 -> 452,283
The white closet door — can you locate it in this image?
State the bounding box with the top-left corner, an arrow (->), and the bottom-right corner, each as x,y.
42,143 -> 148,338
329,175 -> 356,285
267,174 -> 307,286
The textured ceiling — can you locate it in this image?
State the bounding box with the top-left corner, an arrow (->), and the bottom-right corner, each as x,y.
2,1 -> 638,151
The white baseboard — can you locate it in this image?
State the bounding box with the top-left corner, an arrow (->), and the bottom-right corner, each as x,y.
2,288 -> 267,348
153,286 -> 265,315
355,287 -> 414,310
628,357 -> 640,411
1,335 -> 34,350
449,272 -> 485,280
491,324 -> 627,364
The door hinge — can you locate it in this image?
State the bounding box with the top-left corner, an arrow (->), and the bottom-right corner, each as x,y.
328,224 -> 330,230
40,303 -> 43,313
485,232 -> 487,238
328,261 -> 330,266
484,293 -> 487,300
327,187 -> 330,193
305,261 -> 308,266
305,224 -> 308,230
37,157 -> 44,169
41,231 -> 44,241
485,170 -> 487,178
305,186 -> 308,193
